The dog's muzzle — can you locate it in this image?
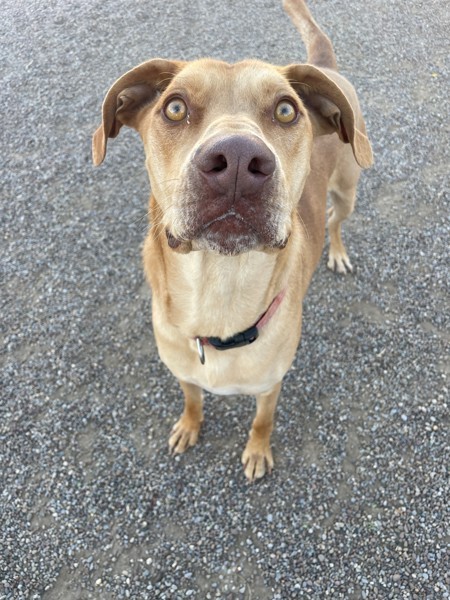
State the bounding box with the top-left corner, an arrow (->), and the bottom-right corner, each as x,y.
167,133 -> 286,255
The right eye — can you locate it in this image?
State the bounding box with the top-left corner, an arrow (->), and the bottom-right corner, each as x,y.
164,97 -> 188,122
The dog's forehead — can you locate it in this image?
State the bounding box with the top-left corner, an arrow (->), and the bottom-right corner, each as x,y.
169,59 -> 292,102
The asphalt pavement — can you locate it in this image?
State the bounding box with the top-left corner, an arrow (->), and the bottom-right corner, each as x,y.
1,0 -> 449,598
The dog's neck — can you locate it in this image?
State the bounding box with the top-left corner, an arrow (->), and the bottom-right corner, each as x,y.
163,248 -> 288,340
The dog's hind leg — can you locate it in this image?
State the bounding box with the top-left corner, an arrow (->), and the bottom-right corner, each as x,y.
169,381 -> 204,454
242,382 -> 282,482
327,145 -> 361,274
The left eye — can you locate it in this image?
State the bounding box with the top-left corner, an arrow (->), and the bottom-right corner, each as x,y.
274,100 -> 298,124
164,98 -> 188,122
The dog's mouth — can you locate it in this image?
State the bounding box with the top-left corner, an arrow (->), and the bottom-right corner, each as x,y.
166,211 -> 259,255
166,209 -> 289,256
203,210 -> 256,237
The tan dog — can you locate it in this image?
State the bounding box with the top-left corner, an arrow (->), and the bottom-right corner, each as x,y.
93,0 -> 373,481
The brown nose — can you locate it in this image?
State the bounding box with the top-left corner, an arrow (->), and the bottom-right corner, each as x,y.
194,134 -> 276,197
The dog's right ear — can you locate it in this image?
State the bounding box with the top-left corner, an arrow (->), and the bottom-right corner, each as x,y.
282,64 -> 373,169
92,59 -> 186,166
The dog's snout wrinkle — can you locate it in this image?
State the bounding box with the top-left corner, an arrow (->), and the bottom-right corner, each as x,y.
194,134 -> 276,197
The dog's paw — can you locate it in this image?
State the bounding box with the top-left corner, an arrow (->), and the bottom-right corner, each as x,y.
327,248 -> 353,274
241,440 -> 274,482
169,416 -> 201,454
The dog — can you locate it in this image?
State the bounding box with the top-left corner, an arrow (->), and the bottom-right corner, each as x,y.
92,0 -> 373,481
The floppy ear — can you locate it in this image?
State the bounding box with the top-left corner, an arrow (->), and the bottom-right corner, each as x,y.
92,59 -> 186,166
282,64 -> 373,169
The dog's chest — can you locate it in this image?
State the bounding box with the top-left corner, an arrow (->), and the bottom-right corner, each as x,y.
153,291 -> 298,397
152,250 -> 300,396
180,338 -> 288,396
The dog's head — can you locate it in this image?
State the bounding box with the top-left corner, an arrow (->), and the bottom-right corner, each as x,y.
93,58 -> 372,255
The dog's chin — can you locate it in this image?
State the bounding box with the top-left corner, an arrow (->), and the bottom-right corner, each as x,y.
196,233 -> 259,256
197,216 -> 261,255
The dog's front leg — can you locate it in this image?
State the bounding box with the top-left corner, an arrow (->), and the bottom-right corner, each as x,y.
242,382 -> 282,482
169,381 -> 204,454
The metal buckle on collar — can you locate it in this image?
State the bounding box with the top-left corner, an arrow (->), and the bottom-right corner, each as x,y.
195,337 -> 205,365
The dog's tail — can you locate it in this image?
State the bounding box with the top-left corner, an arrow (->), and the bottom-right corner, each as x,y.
283,0 -> 338,70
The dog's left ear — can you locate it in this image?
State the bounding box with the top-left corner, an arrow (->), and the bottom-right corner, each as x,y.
92,58 -> 186,166
282,64 -> 373,169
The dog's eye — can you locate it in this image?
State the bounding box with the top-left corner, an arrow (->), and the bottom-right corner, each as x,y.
274,100 -> 297,124
164,98 -> 188,122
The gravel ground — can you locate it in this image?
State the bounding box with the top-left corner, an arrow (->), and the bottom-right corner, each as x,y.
1,0 -> 449,598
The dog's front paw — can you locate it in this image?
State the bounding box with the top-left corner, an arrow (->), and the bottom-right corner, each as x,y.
169,416 -> 201,454
241,439 -> 274,482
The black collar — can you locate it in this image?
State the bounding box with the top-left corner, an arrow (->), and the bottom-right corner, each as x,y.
194,289 -> 286,364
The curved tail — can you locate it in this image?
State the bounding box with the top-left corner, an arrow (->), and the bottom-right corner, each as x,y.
283,0 -> 338,70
